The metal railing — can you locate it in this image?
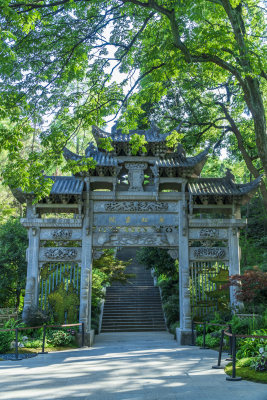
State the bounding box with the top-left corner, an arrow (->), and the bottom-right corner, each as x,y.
0,322 -> 85,360
191,320 -> 267,381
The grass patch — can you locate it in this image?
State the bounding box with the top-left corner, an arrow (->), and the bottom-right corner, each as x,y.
6,343 -> 78,354
225,363 -> 267,384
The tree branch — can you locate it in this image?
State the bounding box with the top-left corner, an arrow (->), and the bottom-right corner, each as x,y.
106,62 -> 165,122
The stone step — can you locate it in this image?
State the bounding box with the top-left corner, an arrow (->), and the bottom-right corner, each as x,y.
103,309 -> 163,312
107,286 -> 156,289
102,322 -> 165,326
101,328 -> 166,332
105,296 -> 161,298
105,304 -> 161,306
102,318 -> 165,322
103,307 -> 163,310
106,294 -> 157,296
101,247 -> 166,333
101,325 -> 166,329
104,300 -> 162,304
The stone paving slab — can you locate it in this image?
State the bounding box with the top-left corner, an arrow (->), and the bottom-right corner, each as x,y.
0,332 -> 265,400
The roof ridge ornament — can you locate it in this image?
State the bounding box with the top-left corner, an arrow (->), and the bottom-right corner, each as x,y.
85,142 -> 99,157
173,143 -> 186,162
225,168 -> 235,182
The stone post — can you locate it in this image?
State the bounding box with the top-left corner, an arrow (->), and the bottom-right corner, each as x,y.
79,178 -> 94,343
228,225 -> 242,310
176,197 -> 192,345
22,202 -> 40,320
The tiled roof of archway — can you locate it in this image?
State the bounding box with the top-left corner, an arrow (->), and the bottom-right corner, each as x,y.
63,145 -> 118,167
188,175 -> 262,196
92,125 -> 170,143
49,176 -> 84,195
155,147 -> 210,168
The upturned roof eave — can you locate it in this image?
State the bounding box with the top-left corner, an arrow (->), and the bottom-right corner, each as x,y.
92,125 -> 171,143
188,175 -> 262,198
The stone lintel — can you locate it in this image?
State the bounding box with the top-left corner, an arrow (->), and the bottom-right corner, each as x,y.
189,218 -> 246,228
159,177 -> 187,183
189,247 -> 229,261
40,228 -> 82,241
21,218 -> 83,228
39,247 -> 82,262
189,227 -> 228,240
89,176 -> 116,182
35,204 -> 80,209
90,191 -> 185,201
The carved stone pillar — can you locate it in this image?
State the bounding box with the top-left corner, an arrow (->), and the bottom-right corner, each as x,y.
22,227 -> 40,319
79,181 -> 93,332
22,206 -> 40,320
228,226 -> 242,309
177,198 -> 192,345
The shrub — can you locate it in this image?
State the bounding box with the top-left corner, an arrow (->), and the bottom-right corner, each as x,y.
23,339 -> 43,348
0,331 -> 14,353
253,356 -> 267,372
236,357 -> 256,368
196,333 -> 220,348
230,314 -> 264,335
227,270 -> 267,308
162,294 -> 179,327
47,330 -> 72,346
250,346 -> 267,372
236,329 -> 267,359
23,308 -> 50,327
169,322 -> 179,336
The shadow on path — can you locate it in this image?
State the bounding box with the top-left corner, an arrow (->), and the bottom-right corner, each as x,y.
0,332 -> 265,400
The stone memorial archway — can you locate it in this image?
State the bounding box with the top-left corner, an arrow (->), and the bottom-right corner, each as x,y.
13,125 -> 261,344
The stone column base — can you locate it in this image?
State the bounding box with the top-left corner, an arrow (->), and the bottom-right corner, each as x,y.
176,328 -> 193,345
76,329 -> 95,347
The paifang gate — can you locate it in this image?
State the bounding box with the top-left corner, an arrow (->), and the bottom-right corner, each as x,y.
14,124 -> 261,344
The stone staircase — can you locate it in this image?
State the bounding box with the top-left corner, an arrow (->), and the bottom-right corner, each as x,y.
101,248 -> 166,332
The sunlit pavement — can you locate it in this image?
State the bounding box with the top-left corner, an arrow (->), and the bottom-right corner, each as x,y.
0,332 -> 265,400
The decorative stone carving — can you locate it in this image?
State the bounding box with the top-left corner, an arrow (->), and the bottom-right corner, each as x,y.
25,276 -> 35,302
151,164 -> 159,198
44,248 -> 77,259
193,247 -> 226,259
174,143 -> 186,162
104,201 -> 168,212
125,163 -> 147,191
168,249 -> 179,259
96,231 -> 169,247
161,226 -> 177,233
112,234 -> 168,246
199,228 -> 219,238
93,250 -> 104,260
52,229 -> 72,240
182,203 -> 188,236
199,195 -> 209,205
200,240 -> 217,247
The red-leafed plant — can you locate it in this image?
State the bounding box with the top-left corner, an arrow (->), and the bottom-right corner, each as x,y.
227,270 -> 267,306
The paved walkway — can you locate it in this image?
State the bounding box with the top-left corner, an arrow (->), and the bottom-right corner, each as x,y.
0,332 -> 266,400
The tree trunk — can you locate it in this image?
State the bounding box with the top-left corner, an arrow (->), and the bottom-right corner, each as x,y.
243,77 -> 267,178
16,289 -> 21,309
219,102 -> 267,211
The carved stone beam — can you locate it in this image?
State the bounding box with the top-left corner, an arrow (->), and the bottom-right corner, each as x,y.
168,249 -> 179,260
93,250 -> 104,260
151,164 -> 159,200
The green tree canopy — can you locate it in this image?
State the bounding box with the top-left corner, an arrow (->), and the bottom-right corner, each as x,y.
0,218 -> 27,308
0,0 -> 266,204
